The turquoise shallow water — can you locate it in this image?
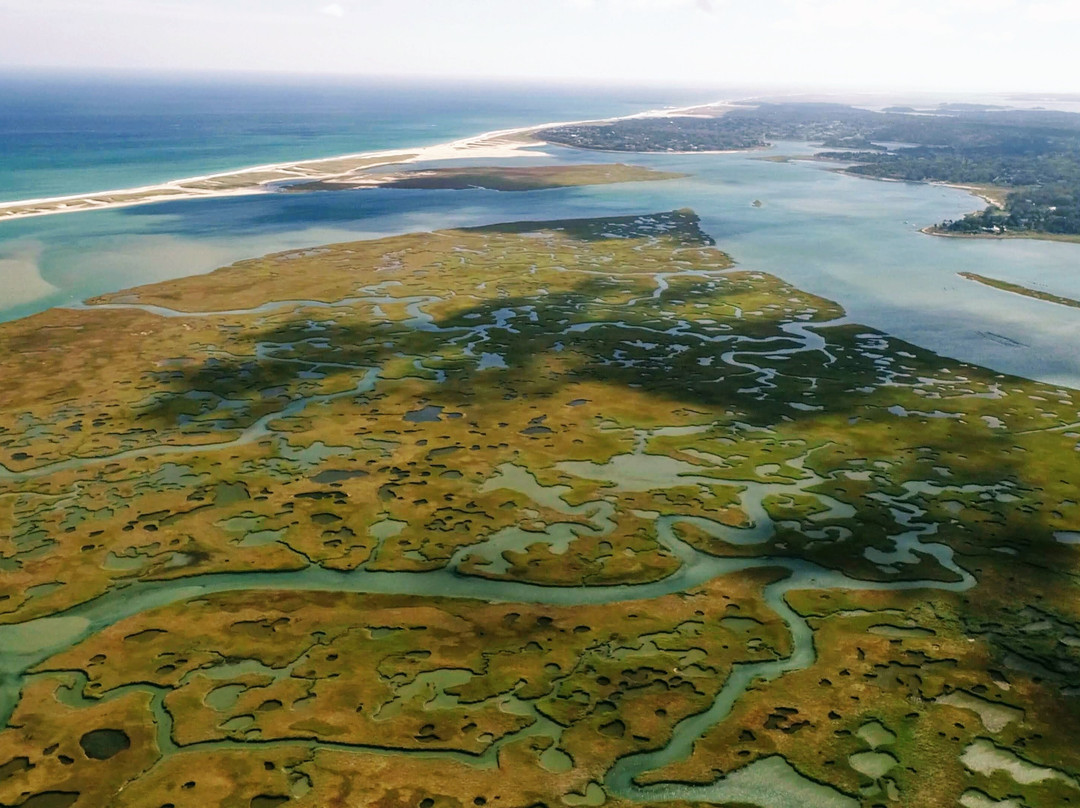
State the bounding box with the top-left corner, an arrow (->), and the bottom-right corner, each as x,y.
0,72 -> 702,201
3,138 -> 1078,387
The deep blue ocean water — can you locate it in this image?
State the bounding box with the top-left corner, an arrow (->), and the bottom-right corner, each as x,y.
0,71 -> 708,202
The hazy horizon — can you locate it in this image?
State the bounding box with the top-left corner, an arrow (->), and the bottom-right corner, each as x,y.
3,0 -> 1080,95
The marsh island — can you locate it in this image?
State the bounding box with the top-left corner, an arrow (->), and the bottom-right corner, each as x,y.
0,211 -> 1078,808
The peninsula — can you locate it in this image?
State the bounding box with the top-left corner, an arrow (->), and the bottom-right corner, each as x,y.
959,271 -> 1080,309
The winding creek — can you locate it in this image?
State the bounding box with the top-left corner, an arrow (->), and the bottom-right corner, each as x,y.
0,270 -> 990,806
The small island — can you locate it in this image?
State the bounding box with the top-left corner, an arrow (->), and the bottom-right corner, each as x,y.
959,271 -> 1080,309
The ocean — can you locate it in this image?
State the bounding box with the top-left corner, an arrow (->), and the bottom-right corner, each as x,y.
0,71 -> 707,203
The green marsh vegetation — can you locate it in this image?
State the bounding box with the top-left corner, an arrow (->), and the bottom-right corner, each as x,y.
0,211 -> 1077,807
959,272 -> 1080,310
286,163 -> 686,193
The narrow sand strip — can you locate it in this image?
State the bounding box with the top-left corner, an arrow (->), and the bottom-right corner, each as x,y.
0,100 -> 731,222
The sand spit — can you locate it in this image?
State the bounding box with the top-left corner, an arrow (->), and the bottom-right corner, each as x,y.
0,100 -> 730,222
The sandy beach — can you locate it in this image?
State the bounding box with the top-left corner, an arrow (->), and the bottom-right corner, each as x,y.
0,100 -> 729,223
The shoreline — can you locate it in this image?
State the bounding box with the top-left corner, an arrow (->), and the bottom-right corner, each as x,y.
827,168 -> 1080,245
524,143 -> 769,157
831,167 -> 1007,205
932,181 -> 1008,208
921,225 -> 1080,245
840,170 -> 1010,210
0,99 -> 730,223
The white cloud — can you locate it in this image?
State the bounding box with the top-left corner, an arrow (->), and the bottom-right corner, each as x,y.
1,0 -> 1078,93
566,0 -> 716,9
1026,0 -> 1080,22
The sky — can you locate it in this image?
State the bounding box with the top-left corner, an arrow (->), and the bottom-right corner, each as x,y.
2,0 -> 1080,93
